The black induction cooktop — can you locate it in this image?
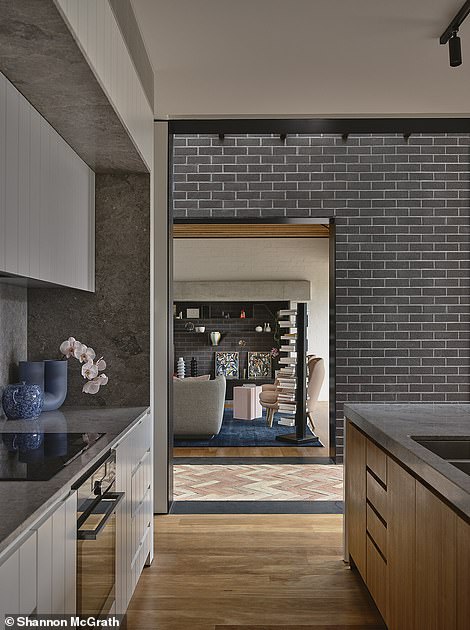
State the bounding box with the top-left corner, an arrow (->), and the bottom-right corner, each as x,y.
0,431 -> 105,481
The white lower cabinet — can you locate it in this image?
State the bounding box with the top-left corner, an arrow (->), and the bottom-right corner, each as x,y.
115,411 -> 154,614
19,533 -> 37,615
0,545 -> 21,619
0,531 -> 38,623
36,492 -> 77,615
0,412 -> 153,625
0,492 -> 76,627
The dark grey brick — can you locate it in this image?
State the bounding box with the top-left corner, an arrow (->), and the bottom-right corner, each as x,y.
172,132 -> 470,459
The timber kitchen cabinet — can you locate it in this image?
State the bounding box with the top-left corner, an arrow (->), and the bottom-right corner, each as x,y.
345,421 -> 367,580
345,419 -> 469,630
0,71 -> 95,291
415,483 -> 457,630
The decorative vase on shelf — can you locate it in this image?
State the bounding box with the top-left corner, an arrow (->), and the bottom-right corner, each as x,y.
2,382 -> 44,420
177,357 -> 185,379
19,360 -> 67,411
210,331 -> 222,346
190,357 -> 198,377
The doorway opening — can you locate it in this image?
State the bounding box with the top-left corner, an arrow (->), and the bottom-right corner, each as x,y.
169,215 -> 339,513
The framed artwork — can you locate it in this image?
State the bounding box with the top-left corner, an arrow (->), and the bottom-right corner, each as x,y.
215,351 -> 239,379
186,308 -> 200,319
248,352 -> 272,378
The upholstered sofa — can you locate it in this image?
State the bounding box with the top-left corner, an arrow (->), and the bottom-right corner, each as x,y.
173,375 -> 226,438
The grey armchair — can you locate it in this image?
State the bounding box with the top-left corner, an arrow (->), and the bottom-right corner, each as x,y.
173,375 -> 226,438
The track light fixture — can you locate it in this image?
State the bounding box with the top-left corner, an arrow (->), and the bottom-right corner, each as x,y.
449,31 -> 462,67
440,0 -> 470,67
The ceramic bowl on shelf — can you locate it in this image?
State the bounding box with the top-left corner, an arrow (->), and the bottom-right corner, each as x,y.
195,326 -> 206,333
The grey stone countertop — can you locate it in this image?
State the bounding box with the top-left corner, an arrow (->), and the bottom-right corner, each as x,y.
0,406 -> 149,556
344,403 -> 470,521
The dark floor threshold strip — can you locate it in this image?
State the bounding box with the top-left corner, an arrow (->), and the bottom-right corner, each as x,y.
173,457 -> 336,465
170,500 -> 343,514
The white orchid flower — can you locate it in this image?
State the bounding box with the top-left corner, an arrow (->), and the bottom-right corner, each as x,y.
75,344 -> 96,364
82,379 -> 101,394
82,373 -> 108,395
73,342 -> 87,362
82,361 -> 99,380
60,337 -> 109,394
59,337 -> 77,358
97,373 -> 108,386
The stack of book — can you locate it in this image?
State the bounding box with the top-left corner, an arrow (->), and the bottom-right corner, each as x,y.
276,309 -> 298,427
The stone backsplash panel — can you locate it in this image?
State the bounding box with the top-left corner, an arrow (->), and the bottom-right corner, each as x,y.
27,173 -> 150,408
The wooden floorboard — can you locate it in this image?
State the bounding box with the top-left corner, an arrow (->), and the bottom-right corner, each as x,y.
126,514 -> 385,629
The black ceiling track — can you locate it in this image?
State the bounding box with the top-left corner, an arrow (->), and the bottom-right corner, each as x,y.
164,118 -> 470,135
440,0 -> 470,44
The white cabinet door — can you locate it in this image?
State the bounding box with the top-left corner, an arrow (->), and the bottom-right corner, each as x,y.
0,530 -> 37,622
0,71 -> 95,291
36,516 -> 53,614
115,411 -> 153,615
64,492 -> 77,614
51,500 -> 66,614
0,549 -> 19,620
19,532 -> 37,615
36,492 -> 77,615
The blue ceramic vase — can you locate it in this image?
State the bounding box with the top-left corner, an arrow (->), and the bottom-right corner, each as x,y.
2,382 -> 44,420
19,360 -> 67,411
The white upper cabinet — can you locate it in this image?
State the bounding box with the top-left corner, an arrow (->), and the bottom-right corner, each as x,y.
0,72 -> 95,292
55,0 -> 154,171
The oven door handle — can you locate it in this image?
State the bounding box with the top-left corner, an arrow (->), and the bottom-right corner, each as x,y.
77,492 -> 124,541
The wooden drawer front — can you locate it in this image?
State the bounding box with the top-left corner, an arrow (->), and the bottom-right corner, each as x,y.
367,470 -> 387,522
367,440 -> 387,486
367,503 -> 387,559
367,535 -> 388,622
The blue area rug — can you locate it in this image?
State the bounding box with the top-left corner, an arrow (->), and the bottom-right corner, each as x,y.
174,407 -> 323,448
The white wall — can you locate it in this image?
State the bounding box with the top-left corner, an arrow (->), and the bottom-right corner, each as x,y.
174,237 -> 330,401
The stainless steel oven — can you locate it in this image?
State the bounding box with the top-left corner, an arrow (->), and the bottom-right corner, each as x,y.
74,450 -> 124,615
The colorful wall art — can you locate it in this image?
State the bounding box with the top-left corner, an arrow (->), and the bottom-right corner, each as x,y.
215,351 -> 240,379
248,352 -> 272,378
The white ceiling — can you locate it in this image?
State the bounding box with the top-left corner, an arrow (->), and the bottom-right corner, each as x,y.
132,0 -> 470,118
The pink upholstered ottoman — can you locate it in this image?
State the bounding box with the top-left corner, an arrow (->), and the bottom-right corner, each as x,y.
233,385 -> 263,420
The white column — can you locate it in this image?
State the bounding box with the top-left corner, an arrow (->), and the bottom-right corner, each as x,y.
153,121 -> 172,513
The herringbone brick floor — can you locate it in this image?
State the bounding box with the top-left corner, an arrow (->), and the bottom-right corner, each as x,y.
174,464 -> 343,501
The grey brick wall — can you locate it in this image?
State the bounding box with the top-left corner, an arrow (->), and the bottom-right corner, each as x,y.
172,134 -> 470,457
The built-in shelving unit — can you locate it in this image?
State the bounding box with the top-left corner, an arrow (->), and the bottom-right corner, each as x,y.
173,300 -> 289,396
